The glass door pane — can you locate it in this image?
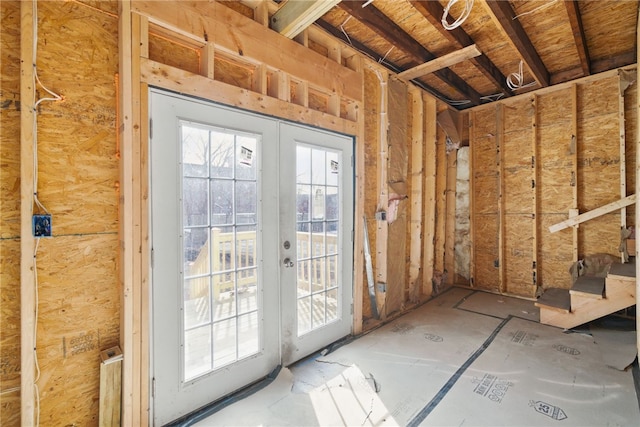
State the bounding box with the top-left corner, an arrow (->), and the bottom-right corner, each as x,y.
181,123 -> 260,381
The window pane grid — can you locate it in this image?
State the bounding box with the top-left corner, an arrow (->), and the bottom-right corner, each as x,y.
181,123 -> 260,382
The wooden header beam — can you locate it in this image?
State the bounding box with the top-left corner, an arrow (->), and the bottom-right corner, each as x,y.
270,0 -> 341,39
398,44 -> 481,81
549,194 -> 637,233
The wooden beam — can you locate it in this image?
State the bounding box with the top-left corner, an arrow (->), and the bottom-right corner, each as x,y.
469,110 -> 476,287
549,195 -> 637,233
423,95 -> 437,296
270,0 -> 341,39
375,69 -> 389,318
571,84 -> 579,262
410,0 -> 513,97
409,89 -> 424,301
564,0 -> 590,76
314,18 -> 453,102
484,0 -> 550,87
619,72 -> 628,261
551,51 -> 636,85
338,1 -> 483,105
496,104 -> 506,293
20,1 -> 36,424
531,95 -> 539,297
445,146 -> 457,285
398,45 -> 481,81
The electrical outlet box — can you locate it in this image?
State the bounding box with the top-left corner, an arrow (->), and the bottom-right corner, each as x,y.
33,214 -> 52,237
375,211 -> 387,221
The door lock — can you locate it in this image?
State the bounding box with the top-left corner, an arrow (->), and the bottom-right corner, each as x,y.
283,257 -> 294,267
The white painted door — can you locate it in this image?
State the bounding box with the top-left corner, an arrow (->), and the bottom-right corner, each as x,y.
279,123 -> 354,365
150,90 -> 353,424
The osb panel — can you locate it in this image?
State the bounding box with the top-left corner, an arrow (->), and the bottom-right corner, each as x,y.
308,89 -> 329,114
624,81 -> 637,226
0,0 -> 20,239
537,88 -> 573,124
503,98 -> 532,134
321,8 -> 414,68
472,135 -> 496,177
1,239 -> 20,427
29,0 -> 119,236
35,235 -> 120,426
578,112 -> 620,211
504,214 -> 534,297
471,107 -> 497,138
538,122 -> 573,213
448,60 -> 495,97
578,76 -> 618,119
539,214 -> 573,289
504,167 -> 532,214
218,0 -> 254,19
511,0 -> 578,74
462,2 -> 514,72
214,57 -> 253,92
473,214 -> 499,292
148,33 -> 200,76
579,215 -> 621,258
388,78 -> 408,184
473,174 -> 498,214
362,68 -> 381,320
580,0 -> 638,62
419,74 -> 467,103
308,38 -> 329,58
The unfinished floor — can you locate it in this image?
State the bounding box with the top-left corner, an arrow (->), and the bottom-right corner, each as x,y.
189,288 -> 639,427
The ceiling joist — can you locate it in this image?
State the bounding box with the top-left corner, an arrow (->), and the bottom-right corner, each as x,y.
398,44 -> 481,81
564,0 -> 590,77
270,0 -> 341,38
339,0 -> 483,105
484,0 -> 550,88
410,0 -> 513,97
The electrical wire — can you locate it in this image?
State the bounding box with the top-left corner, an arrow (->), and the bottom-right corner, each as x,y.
442,0 -> 474,31
506,60 -> 537,91
512,0 -> 558,21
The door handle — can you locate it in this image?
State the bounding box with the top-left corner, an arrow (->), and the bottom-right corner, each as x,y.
283,257 -> 294,268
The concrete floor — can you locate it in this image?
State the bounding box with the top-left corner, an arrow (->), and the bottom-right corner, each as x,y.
193,287 -> 640,427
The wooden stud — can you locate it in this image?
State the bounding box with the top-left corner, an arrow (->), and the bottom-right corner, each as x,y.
619,72 -> 628,262
199,43 -> 215,79
496,103 -> 506,293
445,145 -> 457,285
423,95 -> 437,296
253,63 -> 268,95
375,69 -> 389,318
253,0 -> 269,27
531,95 -> 539,297
397,44 -> 482,81
434,125 -> 447,274
571,84 -> 579,261
469,110 -> 475,287
636,6 -> 640,359
408,89 -> 424,301
270,0 -> 340,39
20,1 -> 36,424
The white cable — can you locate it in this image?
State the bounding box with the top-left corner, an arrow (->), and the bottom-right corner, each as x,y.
442,0 -> 474,31
506,60 -> 537,91
362,0 -> 374,8
512,0 -> 557,20
378,46 -> 394,64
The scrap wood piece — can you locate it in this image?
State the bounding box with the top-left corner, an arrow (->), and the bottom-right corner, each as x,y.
549,194 -> 636,233
397,44 -> 482,81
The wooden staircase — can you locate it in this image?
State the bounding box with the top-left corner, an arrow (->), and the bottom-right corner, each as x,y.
535,259 -> 636,329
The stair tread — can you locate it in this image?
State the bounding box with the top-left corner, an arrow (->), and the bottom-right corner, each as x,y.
608,259 -> 636,278
536,288 -> 571,311
571,276 -> 604,296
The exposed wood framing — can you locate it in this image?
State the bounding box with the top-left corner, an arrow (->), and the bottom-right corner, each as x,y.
445,147 -> 457,284
434,125 -> 447,274
375,68 -> 389,318
619,71 -> 628,262
564,0 -> 590,76
496,103 -> 506,293
636,6 -> 640,358
552,51 -> 636,85
20,1 -> 36,424
338,1 -> 482,105
549,195 -> 637,233
531,95 -> 539,294
410,0 -> 513,97
571,84 -> 579,262
118,1 -> 136,424
409,88 -> 424,301
469,110 -> 476,287
423,95 -> 437,296
484,0 -> 550,87
270,0 -> 341,39
397,45 -> 482,81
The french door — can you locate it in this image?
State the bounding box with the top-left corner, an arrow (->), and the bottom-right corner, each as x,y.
150,89 -> 353,425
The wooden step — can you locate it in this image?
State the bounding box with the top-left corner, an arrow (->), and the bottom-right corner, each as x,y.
535,288 -> 570,313
608,258 -> 635,279
570,276 -> 604,299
